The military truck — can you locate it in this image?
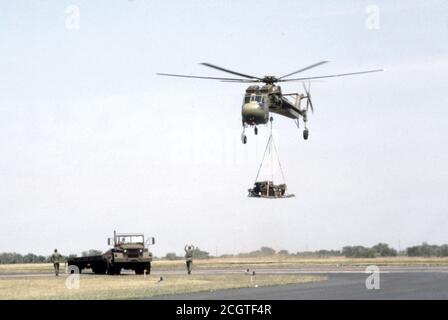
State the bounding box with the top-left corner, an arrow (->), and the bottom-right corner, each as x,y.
67,231 -> 155,275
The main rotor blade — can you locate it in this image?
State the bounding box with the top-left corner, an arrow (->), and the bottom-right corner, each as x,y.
156,73 -> 252,81
278,69 -> 384,82
220,79 -> 261,83
278,60 -> 331,80
200,63 -> 263,81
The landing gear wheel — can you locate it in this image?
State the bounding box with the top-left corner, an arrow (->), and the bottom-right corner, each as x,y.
93,267 -> 106,274
106,263 -> 119,275
254,127 -> 258,135
241,134 -> 247,144
303,129 -> 309,140
106,265 -> 114,275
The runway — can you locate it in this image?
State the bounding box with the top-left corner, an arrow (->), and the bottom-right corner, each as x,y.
148,270 -> 448,300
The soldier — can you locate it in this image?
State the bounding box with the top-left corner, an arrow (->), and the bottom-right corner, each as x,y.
51,249 -> 62,276
184,244 -> 194,275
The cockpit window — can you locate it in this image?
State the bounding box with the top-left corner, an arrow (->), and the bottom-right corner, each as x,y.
246,94 -> 263,103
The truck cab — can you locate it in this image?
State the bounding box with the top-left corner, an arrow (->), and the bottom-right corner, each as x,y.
104,232 -> 154,274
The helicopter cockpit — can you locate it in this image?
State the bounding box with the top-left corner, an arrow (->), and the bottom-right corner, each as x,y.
243,94 -> 266,105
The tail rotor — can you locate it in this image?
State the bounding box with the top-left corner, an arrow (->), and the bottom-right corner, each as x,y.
301,81 -> 313,140
302,81 -> 314,114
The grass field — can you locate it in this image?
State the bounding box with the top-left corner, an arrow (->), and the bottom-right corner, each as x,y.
153,256 -> 448,269
1,256 -> 448,274
0,274 -> 325,300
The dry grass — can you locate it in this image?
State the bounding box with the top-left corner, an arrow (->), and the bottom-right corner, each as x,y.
0,263 -> 54,274
153,256 -> 448,269
1,256 -> 448,275
0,274 -> 325,300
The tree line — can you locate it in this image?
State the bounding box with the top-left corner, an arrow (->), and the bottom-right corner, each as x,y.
2,243 -> 448,264
160,247 -> 211,260
161,243 -> 448,260
0,252 -> 50,264
0,249 -> 103,264
341,243 -> 448,258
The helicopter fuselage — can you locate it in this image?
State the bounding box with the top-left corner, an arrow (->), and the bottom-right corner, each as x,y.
242,97 -> 269,125
241,84 -> 303,126
242,85 -> 277,126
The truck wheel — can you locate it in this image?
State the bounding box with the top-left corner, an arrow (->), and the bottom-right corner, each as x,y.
97,266 -> 107,274
106,264 -> 115,275
146,264 -> 151,275
114,267 -> 122,275
135,267 -> 144,275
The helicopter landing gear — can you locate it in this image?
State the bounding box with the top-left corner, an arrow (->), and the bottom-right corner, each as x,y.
241,133 -> 247,144
254,126 -> 258,135
241,124 -> 247,144
303,128 -> 309,140
301,113 -> 309,140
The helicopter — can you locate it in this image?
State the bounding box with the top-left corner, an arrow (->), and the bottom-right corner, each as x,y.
157,61 -> 383,144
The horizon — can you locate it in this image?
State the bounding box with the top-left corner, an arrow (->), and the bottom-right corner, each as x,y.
0,241 -> 444,258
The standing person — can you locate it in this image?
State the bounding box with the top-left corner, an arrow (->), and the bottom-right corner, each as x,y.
51,249 -> 62,276
184,244 -> 195,275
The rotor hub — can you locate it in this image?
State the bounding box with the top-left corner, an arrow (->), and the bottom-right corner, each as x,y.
262,76 -> 278,84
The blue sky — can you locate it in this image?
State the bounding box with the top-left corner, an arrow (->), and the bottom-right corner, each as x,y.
0,1 -> 447,256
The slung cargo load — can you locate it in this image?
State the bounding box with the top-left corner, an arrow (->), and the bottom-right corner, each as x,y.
248,181 -> 294,198
248,121 -> 294,199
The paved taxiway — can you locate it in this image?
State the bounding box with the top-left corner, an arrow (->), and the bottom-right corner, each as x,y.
149,272 -> 448,300
2,267 -> 448,299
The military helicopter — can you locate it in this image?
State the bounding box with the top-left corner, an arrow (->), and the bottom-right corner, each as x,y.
157,61 -> 383,143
